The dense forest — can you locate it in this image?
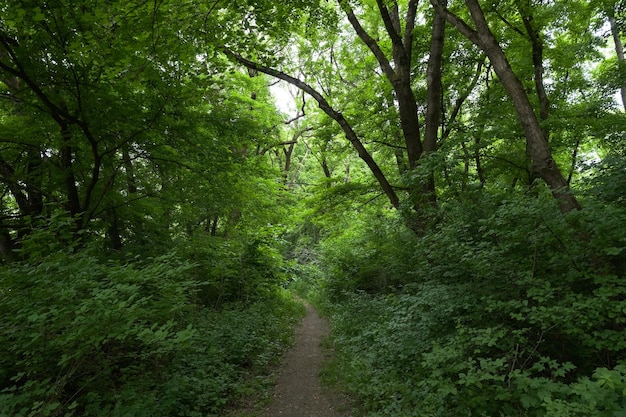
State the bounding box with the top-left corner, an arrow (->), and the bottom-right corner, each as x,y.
1,0 -> 625,416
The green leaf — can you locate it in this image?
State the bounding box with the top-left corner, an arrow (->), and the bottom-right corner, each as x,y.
32,8 -> 45,22
605,247 -> 624,256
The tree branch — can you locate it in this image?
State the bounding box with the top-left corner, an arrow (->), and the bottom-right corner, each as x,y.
429,0 -> 482,47
443,59 -> 485,140
338,0 -> 397,82
376,0 -> 406,52
495,9 -> 525,37
404,0 -> 419,60
223,48 -> 400,208
283,90 -> 307,124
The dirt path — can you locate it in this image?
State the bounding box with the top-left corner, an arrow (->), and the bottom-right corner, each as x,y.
261,303 -> 351,417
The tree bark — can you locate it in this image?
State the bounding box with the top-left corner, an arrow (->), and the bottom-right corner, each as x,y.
608,10 -> 626,111
321,158 -> 332,181
516,0 -> 550,186
122,144 -> 138,194
60,124 -> 82,218
341,0 -> 423,169
25,149 -> 44,216
210,215 -> 219,236
430,0 -> 581,213
516,0 -> 550,123
423,6 -> 446,200
107,209 -> 123,250
0,228 -> 16,262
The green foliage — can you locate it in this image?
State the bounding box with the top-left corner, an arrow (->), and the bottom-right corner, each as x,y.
0,243 -> 304,416
318,210 -> 422,297
2,0 -> 625,416
0,247 -> 196,416
316,188 -> 626,416
179,227 -> 292,307
153,294 -> 305,417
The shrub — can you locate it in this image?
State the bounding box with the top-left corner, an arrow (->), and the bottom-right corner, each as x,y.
0,250 -> 196,417
0,246 -> 305,416
320,192 -> 626,416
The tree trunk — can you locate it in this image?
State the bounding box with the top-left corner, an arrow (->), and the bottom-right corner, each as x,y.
517,0 -> 550,187
608,11 -> 626,111
423,6 -> 446,201
341,0 -> 423,169
430,0 -> 581,213
25,149 -> 44,216
122,144 -> 138,194
517,0 -> 550,123
394,80 -> 423,169
60,124 -> 82,218
321,158 -> 332,181
210,215 -> 219,236
107,210 -> 123,250
0,228 -> 16,262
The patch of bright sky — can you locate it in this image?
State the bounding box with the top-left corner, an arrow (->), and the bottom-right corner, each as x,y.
270,80 -> 299,117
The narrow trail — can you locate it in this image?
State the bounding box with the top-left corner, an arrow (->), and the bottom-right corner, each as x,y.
261,303 -> 351,417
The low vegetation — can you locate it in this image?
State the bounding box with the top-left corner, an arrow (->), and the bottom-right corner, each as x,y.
295,177 -> 626,416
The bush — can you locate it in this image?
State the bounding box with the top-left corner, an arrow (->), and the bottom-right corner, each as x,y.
156,294 -> 305,417
319,214 -> 422,297
0,246 -> 305,417
0,250 -> 196,417
320,191 -> 626,416
181,232 -> 290,307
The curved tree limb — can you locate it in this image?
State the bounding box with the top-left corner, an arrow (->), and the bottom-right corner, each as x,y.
223,49 -> 400,209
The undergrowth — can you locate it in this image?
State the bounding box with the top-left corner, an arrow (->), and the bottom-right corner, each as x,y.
0,245 -> 305,417
301,190 -> 626,416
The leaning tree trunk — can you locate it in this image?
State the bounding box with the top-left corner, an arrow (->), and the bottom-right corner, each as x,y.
430,0 -> 581,213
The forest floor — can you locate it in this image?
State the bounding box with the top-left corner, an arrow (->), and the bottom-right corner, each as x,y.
258,302 -> 353,417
